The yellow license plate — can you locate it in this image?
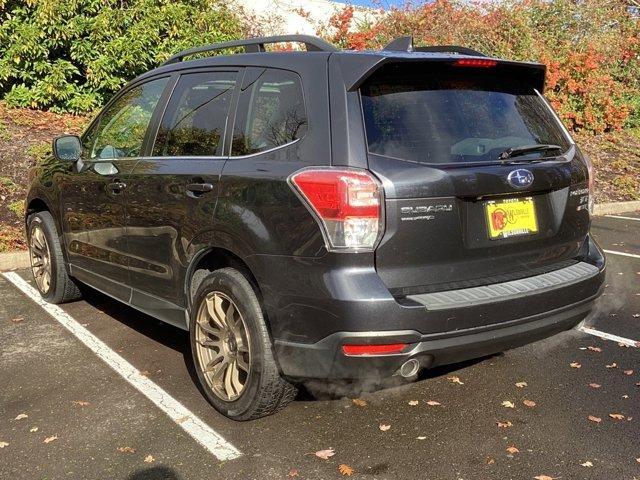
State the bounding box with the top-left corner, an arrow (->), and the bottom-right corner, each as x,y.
485,197 -> 538,240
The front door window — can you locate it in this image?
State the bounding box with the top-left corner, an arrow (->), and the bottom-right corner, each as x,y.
86,77 -> 169,160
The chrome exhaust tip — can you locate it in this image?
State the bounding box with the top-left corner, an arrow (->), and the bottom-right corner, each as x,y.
398,358 -> 420,378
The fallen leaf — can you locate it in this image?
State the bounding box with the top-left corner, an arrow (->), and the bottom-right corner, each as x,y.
619,342 -> 630,348
10,316 -> 24,323
580,461 -> 594,468
633,314 -> 640,318
588,383 -> 601,389
351,398 -> 367,407
379,424 -> 391,431
338,464 -> 354,476
0,442 -> 8,448
314,448 -> 335,460
502,400 -> 515,408
447,376 -> 464,385
14,413 -> 28,420
485,457 -> 495,465
623,370 -> 634,375
636,457 -> 640,463
497,421 -> 513,428
606,362 -> 618,368
408,400 -> 419,406
73,401 -> 90,407
609,413 -> 625,420
523,399 -> 537,408
515,382 -> 528,388
29,427 -> 38,433
426,400 -> 441,406
506,446 -> 520,454
287,468 -> 299,477
588,415 -> 602,423
144,455 -> 155,463
588,346 -> 602,352
570,362 -> 582,369
43,435 -> 58,444
117,446 -> 136,453
139,370 -> 150,377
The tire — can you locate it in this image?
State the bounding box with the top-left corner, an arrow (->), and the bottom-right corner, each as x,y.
189,267 -> 297,420
27,211 -> 82,304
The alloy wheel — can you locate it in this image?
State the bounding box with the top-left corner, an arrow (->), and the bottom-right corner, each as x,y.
194,292 -> 251,401
30,225 -> 51,294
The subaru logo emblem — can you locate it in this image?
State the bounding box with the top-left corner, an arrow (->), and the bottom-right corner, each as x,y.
507,169 -> 534,189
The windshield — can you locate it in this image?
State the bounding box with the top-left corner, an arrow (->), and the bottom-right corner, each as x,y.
361,69 -> 571,165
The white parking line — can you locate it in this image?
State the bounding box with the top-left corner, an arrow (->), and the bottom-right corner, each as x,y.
2,272 -> 241,462
579,326 -> 639,348
604,215 -> 640,222
603,249 -> 640,259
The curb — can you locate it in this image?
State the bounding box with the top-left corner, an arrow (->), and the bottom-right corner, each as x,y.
593,200 -> 640,216
0,250 -> 29,271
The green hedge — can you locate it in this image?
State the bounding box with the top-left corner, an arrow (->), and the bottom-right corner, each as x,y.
0,0 -> 245,112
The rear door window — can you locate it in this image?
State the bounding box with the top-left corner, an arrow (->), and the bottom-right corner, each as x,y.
231,69 -> 307,156
153,71 -> 237,157
361,67 -> 570,165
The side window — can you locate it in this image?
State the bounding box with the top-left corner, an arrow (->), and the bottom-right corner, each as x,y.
231,69 -> 307,156
87,77 -> 168,160
153,72 -> 237,157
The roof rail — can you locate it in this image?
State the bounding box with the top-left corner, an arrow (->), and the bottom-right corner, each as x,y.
161,35 -> 338,66
383,36 -> 485,57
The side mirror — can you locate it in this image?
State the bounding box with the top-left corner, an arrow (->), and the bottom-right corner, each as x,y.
53,135 -> 82,161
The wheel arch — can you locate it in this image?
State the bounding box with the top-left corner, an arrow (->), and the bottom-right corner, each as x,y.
26,197 -> 50,216
185,246 -> 264,313
25,197 -> 59,232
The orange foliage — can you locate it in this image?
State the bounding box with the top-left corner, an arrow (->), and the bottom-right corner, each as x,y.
317,0 -> 640,134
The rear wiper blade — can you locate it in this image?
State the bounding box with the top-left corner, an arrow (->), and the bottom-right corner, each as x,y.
498,144 -> 563,161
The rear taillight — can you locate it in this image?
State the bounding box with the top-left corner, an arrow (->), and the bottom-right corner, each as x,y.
454,58 -> 498,68
289,168 -> 383,252
585,155 -> 595,215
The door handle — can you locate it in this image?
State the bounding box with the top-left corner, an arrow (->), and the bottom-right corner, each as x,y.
186,182 -> 214,194
108,180 -> 127,193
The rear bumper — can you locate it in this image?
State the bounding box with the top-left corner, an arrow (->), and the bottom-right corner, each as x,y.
264,236 -> 606,380
275,290 -> 599,379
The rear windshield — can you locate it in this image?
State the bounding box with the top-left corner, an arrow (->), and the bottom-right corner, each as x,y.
360,68 -> 570,165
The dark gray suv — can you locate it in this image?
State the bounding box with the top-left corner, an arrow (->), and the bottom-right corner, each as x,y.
25,35 -> 606,420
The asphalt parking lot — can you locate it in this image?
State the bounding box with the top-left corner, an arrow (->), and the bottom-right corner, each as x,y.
1,212 -> 639,480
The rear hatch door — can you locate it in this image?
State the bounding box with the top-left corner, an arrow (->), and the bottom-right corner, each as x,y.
360,60 -> 591,296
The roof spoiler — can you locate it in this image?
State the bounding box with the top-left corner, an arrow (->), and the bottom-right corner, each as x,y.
338,53 -> 546,93
333,35 -> 545,92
